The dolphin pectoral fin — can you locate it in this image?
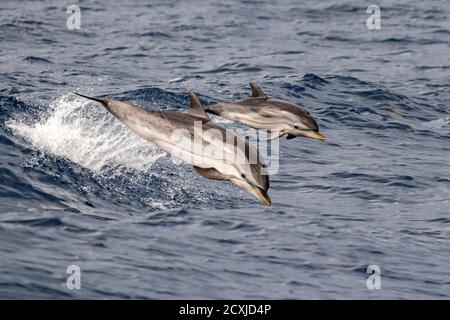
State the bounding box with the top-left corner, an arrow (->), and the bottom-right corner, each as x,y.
204,107 -> 220,116
187,91 -> 209,120
74,93 -> 108,106
286,134 -> 296,140
266,130 -> 282,141
250,83 -> 266,98
193,166 -> 226,180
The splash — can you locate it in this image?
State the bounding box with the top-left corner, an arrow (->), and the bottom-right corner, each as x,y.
208,114 -> 234,125
7,94 -> 165,172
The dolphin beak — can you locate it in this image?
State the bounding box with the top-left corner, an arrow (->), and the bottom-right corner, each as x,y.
230,178 -> 272,206
301,130 -> 326,141
251,187 -> 272,206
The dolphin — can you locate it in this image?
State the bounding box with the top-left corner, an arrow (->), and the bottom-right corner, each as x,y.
74,91 -> 271,205
205,83 -> 326,141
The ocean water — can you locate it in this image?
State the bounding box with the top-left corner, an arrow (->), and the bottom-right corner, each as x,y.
1,0 -> 450,299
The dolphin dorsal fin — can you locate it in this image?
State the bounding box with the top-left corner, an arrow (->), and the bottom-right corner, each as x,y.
250,83 -> 266,98
187,91 -> 209,119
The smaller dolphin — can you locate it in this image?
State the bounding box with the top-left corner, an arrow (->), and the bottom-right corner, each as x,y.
206,83 -> 326,141
74,91 -> 271,205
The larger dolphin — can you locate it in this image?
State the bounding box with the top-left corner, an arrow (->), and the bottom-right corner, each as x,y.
74,91 -> 271,205
206,83 -> 326,141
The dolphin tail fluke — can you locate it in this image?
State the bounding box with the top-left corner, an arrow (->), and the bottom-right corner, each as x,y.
73,92 -> 107,106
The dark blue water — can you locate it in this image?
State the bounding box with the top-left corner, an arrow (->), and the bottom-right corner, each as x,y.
1,0 -> 450,299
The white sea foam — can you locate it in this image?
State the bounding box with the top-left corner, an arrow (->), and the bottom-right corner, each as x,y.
7,94 -> 165,172
208,113 -> 234,124
421,117 -> 450,130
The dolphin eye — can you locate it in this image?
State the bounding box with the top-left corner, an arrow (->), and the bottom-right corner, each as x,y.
294,125 -> 300,129
241,173 -> 246,179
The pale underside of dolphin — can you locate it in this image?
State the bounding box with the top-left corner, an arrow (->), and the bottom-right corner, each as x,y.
74,91 -> 271,205
205,83 -> 326,141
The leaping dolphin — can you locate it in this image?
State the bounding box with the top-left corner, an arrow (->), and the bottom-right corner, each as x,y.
206,83 -> 326,141
74,91 -> 271,205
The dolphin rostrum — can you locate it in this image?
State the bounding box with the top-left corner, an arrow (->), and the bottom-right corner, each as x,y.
74,91 -> 271,205
206,83 -> 326,141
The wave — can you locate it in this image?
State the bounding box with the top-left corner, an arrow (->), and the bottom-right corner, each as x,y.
6,94 -> 164,173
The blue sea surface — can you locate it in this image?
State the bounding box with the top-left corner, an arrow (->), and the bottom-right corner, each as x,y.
1,0 -> 450,299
